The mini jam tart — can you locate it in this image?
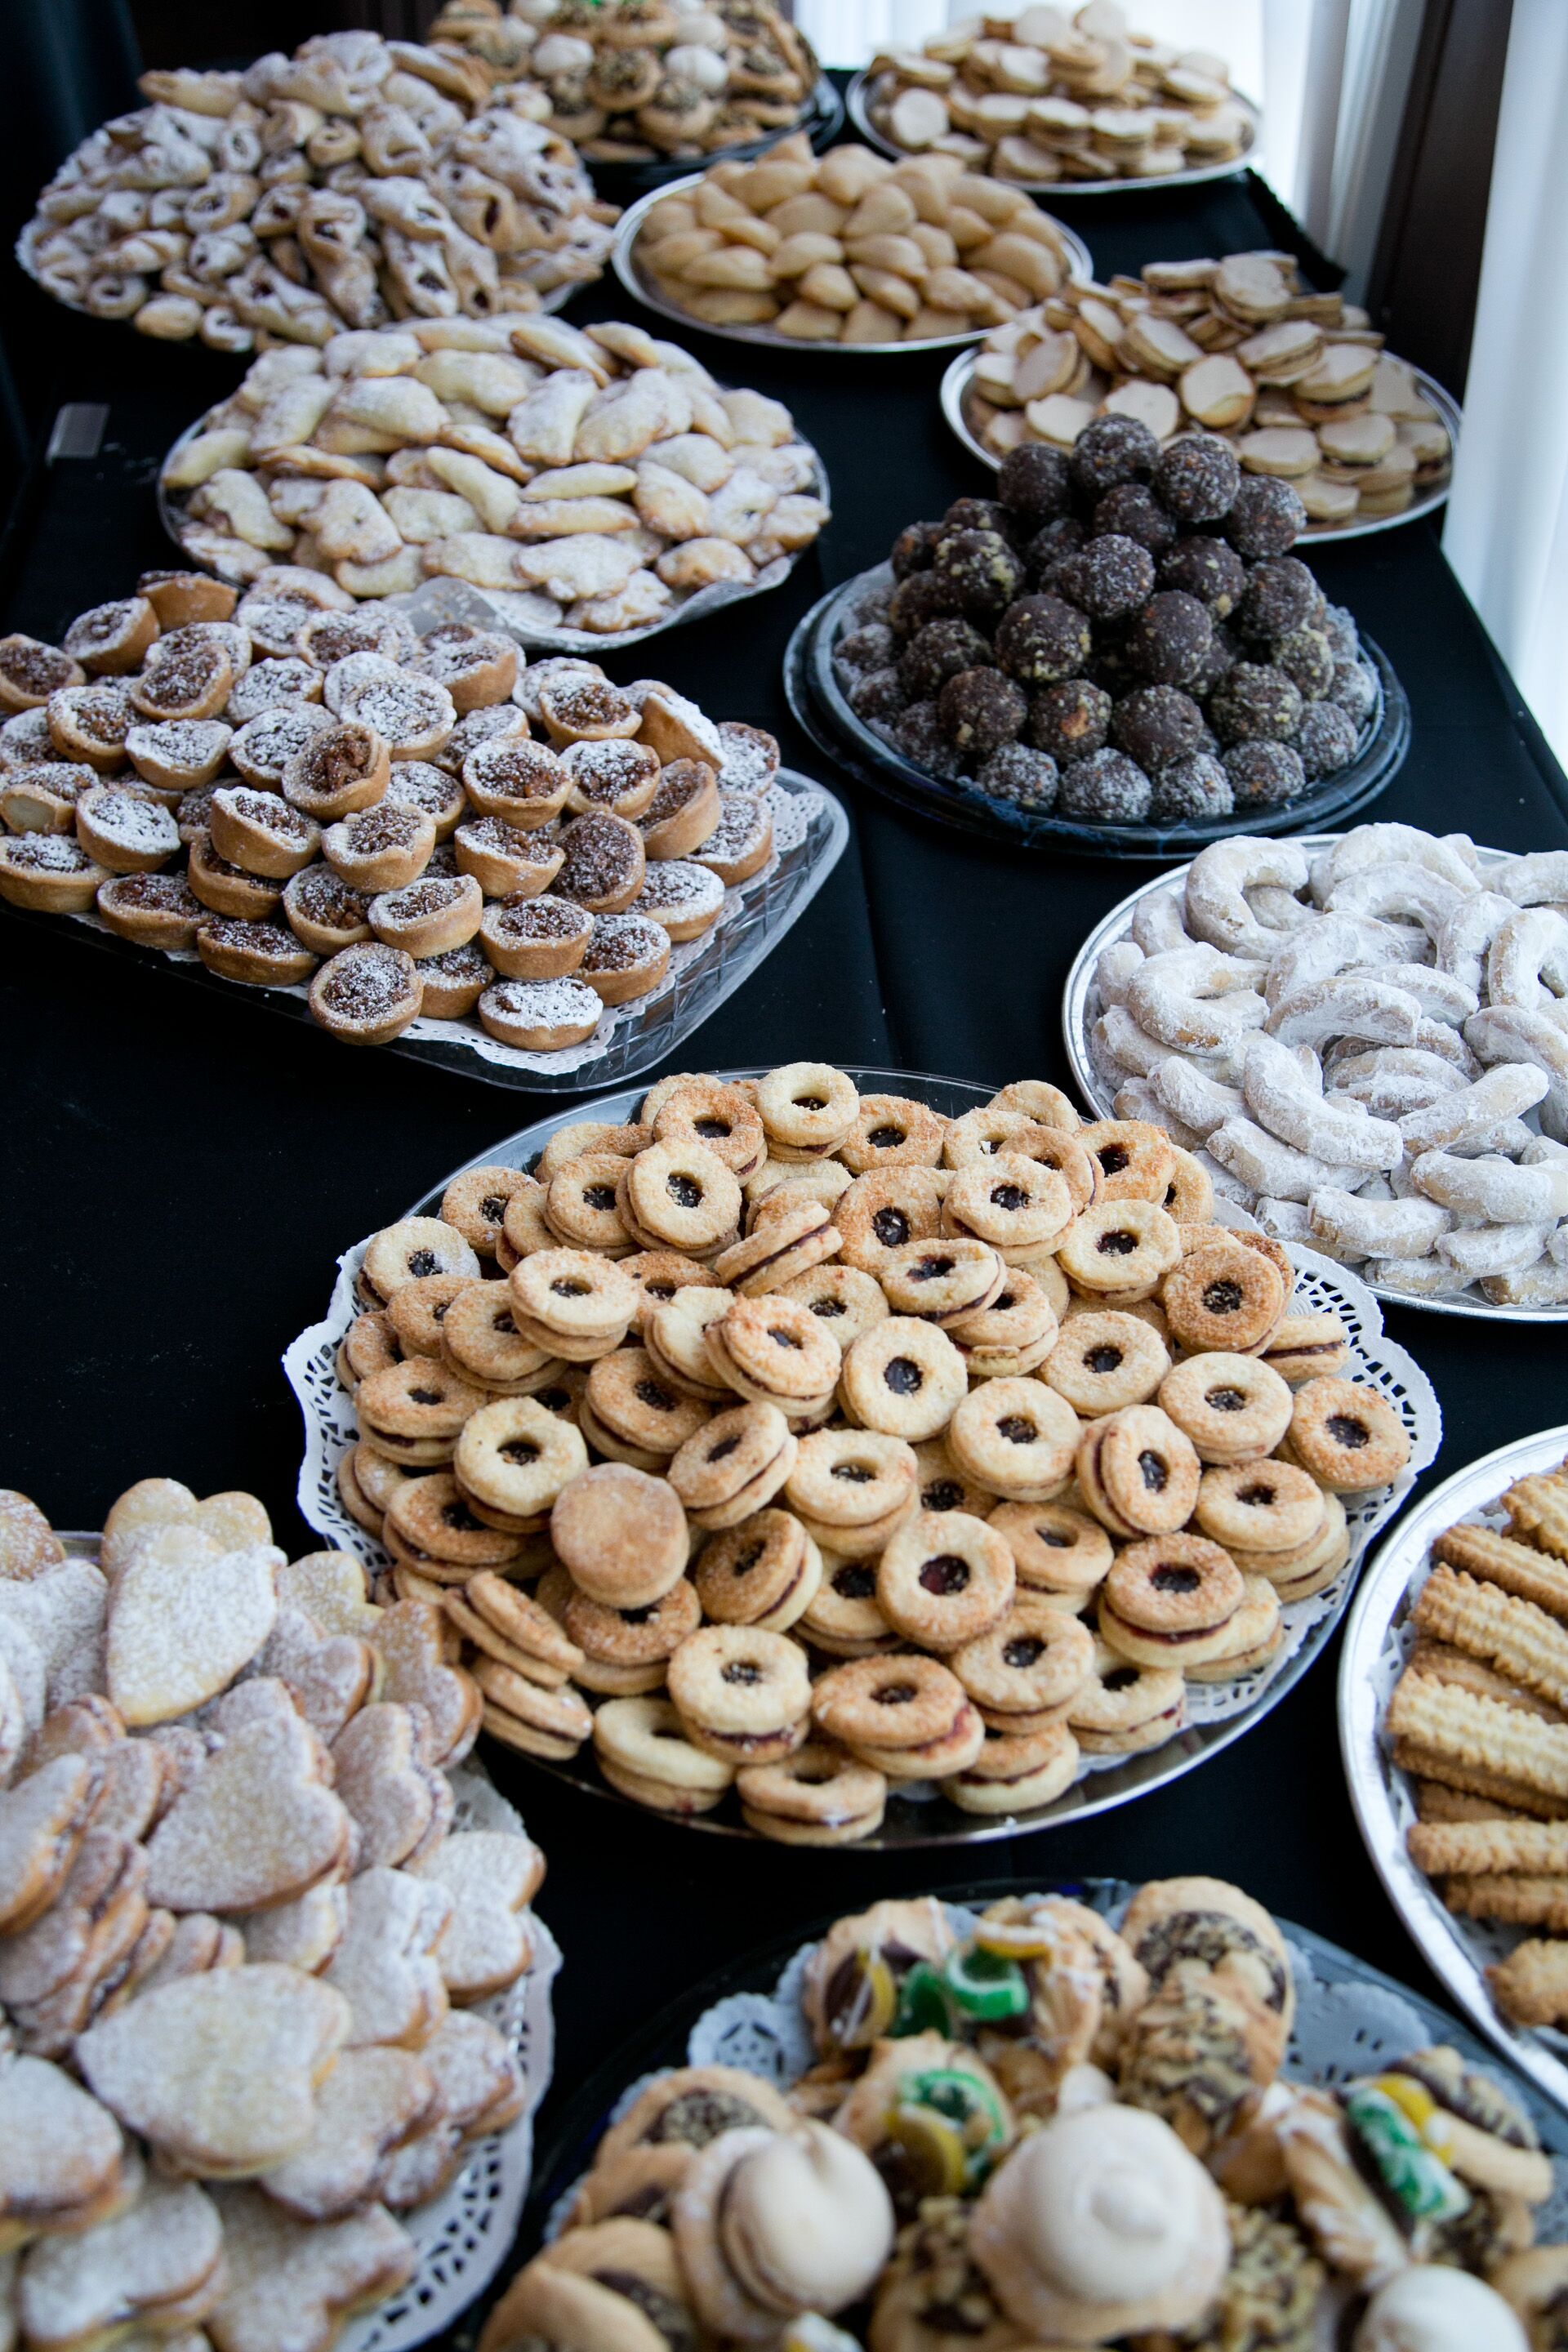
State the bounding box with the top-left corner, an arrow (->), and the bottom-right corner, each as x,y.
462,737 -> 571,829
942,1155 -> 1075,1263
579,911 -> 670,1005
667,1401 -> 797,1530
369,872 -> 483,958
1285,1375 -> 1410,1490
840,1094 -> 947,1177
1044,1312 -> 1171,1417
555,812 -> 646,915
1157,1353 -> 1294,1467
713,1200 -> 841,1296
559,738 -> 662,820
234,590 -> 318,657
382,760 -> 466,841
581,1346 -> 713,1466
63,596 -> 159,675
129,636 -> 233,724
186,832 -> 283,919
707,1294 -> 841,1414
1076,1403 -> 1202,1539
715,722 -> 780,793
0,764 -> 87,834
478,893 -> 593,981
298,609 -> 414,671
693,1510 -> 822,1633
327,657 -> 455,760
653,1079 -> 765,1177
811,1652 -> 979,1779
879,1236 -> 1005,1324
283,719 -> 391,821
1098,1531 -> 1247,1670
478,974 -> 602,1051
195,915 -> 319,988
0,832 -> 110,911
47,680 -> 137,770
666,1624 -> 812,1765
225,657 -> 323,724
593,1696 -> 736,1815
410,625 -> 519,715
988,1499 -> 1114,1607
208,786 -> 321,880
755,1061 -> 858,1159
875,1510 -> 1017,1650
620,1138 -> 742,1255
632,858 -> 725,942
74,785 -> 180,875
415,941 -> 492,1019
639,759 -> 720,859
840,1316 -> 969,1443
1164,1244 -> 1286,1356
438,704 -> 529,780
136,570 -> 237,629
0,634 -> 84,712
693,791 -> 773,886
323,801 -> 437,893
1068,1640 -> 1186,1754
283,864 -> 374,954
123,719 -> 232,792
536,677 -> 643,747
1078,1119 -> 1178,1205
359,1354 -> 491,1468
308,941 -> 424,1045
1195,1460 -> 1326,1556
228,703 -> 335,790
96,871 -> 204,948
947,1378 -> 1082,1503
453,816 -> 564,899
1056,1199 -> 1183,1301
834,1169 -> 947,1279
950,1597 -> 1097,1727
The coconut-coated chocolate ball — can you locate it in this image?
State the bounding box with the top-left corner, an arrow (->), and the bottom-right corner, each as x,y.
1025,514 -> 1087,582
1271,625 -> 1334,700
1329,657 -> 1379,727
847,666 -> 908,724
1322,603 -> 1360,662
1223,476 -> 1305,559
886,568 -> 962,640
1071,414 -> 1159,500
1058,533 -> 1156,622
890,520 -> 942,577
1237,557 -> 1320,641
1225,740 -> 1306,805
1093,483 -> 1177,556
1089,640 -> 1138,697
892,701 -> 963,777
1058,747 -> 1152,823
998,442 -> 1073,528
994,593 -> 1091,687
938,666 -> 1028,755
1155,434 -> 1241,524
944,496 -> 1016,542
933,528 -> 1024,621
836,621 -> 895,674
1125,590 -> 1214,686
1150,751 -> 1234,822
1111,684 -> 1205,770
1294,700 -> 1358,777
898,617 -> 992,702
1209,661 -> 1304,746
1159,534 -> 1246,615
1027,677 -> 1112,761
977,742 -> 1059,812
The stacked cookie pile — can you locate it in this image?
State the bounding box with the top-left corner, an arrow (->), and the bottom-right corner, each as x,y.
481,1884 -> 1562,2352
632,136 -> 1077,344
964,253 -> 1450,528
20,33 -> 617,350
160,315 -> 827,626
0,574 -> 783,1056
332,1063 -> 1410,1842
1388,1457 -> 1568,2026
862,0 -> 1250,189
0,1477 -> 546,2352
834,418 -> 1379,826
1092,825 -> 1568,1306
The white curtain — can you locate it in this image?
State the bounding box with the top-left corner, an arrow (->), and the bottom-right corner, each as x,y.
1259,0 -> 1423,297
1444,0 -> 1568,774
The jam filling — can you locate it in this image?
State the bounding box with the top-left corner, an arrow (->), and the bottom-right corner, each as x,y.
920,1555 -> 969,1596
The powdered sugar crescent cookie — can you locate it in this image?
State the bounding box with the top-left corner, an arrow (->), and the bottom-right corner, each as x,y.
107,1534 -> 281,1726
0,2052 -> 125,2251
412,1829 -> 541,2001
16,2156 -> 224,2352
321,1867 -> 452,2051
257,2047 -> 438,2225
142,1696 -> 350,1914
207,2188 -> 415,2352
76,1963 -> 351,2177
330,1704 -> 452,1872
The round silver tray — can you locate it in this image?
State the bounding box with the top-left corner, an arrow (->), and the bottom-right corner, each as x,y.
1340,1423 -> 1568,2116
846,69 -> 1261,197
286,1064 -> 1440,1852
1061,835 -> 1568,1323
610,172 -> 1092,356
939,345 -> 1460,544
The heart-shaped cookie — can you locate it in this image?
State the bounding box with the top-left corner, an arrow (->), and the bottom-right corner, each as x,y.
136,1910 -> 245,1997
0,2053 -> 125,2249
368,1602 -> 479,1767
0,1563 -> 109,1709
144,1696 -> 349,1914
18,2153 -> 225,2351
331,1704 -> 451,1871
259,2047 -> 439,2223
207,2189 -> 415,2352
32,1695 -> 125,1767
322,1868 -> 452,2051
102,1479 -> 273,1582
0,1619 -> 44,1744
240,1882 -> 347,1976
0,1753 -> 102,1935
250,1609 -> 374,1746
0,1827 -> 147,2013
0,1490 -> 64,1584
274,1553 -> 383,1643
77,1962 -> 350,2176
414,1830 -> 542,2001
0,1659 -> 23,1790
378,2011 -> 524,2211
107,1532 -> 279,1727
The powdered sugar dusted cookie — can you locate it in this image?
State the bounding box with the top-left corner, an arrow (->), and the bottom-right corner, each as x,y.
0,1562 -> 109,1708
257,2047 -> 438,2223
415,1830 -> 541,2002
107,1533 -> 280,1726
379,2011 -> 525,2211
16,2153 -> 224,2351
0,1492 -> 63,1583
366,1603 -> 479,1768
0,2052 -> 124,2251
331,1704 -> 451,1873
143,1692 -> 349,1914
102,1479 -> 272,1584
0,1754 -> 103,1935
238,1884 -> 346,1977
274,1554 -> 383,1642
322,1868 -> 452,2051
207,2189 -> 415,2352
247,1608 -> 375,1746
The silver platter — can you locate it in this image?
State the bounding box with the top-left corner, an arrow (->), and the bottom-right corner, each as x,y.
1340,1424 -> 1568,2114
292,1064 -> 1440,1851
846,70 -> 1261,196
610,172 -> 1092,356
940,345 -> 1460,544
1062,837 -> 1568,1324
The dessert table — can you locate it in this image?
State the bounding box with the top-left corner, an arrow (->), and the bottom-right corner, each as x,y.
5,153 -> 1568,2241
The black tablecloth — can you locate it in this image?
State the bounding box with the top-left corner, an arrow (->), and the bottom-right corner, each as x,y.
6,157 -> 1568,2247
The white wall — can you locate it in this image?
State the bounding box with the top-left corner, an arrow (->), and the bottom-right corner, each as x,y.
796,0 -> 1263,102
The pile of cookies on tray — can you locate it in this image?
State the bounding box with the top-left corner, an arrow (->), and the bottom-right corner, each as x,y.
1092,825 -> 1568,1307
0,1476 -> 546,2352
430,0 -> 819,165
480,1882 -> 1562,2352
631,134 -> 1078,344
862,0 -> 1250,188
965,252 -> 1450,528
1388,1454 -> 1568,2028
160,314 -> 828,628
834,417 -> 1379,826
0,571 -> 784,1056
20,33 -> 617,350
331,1063 -> 1411,1842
